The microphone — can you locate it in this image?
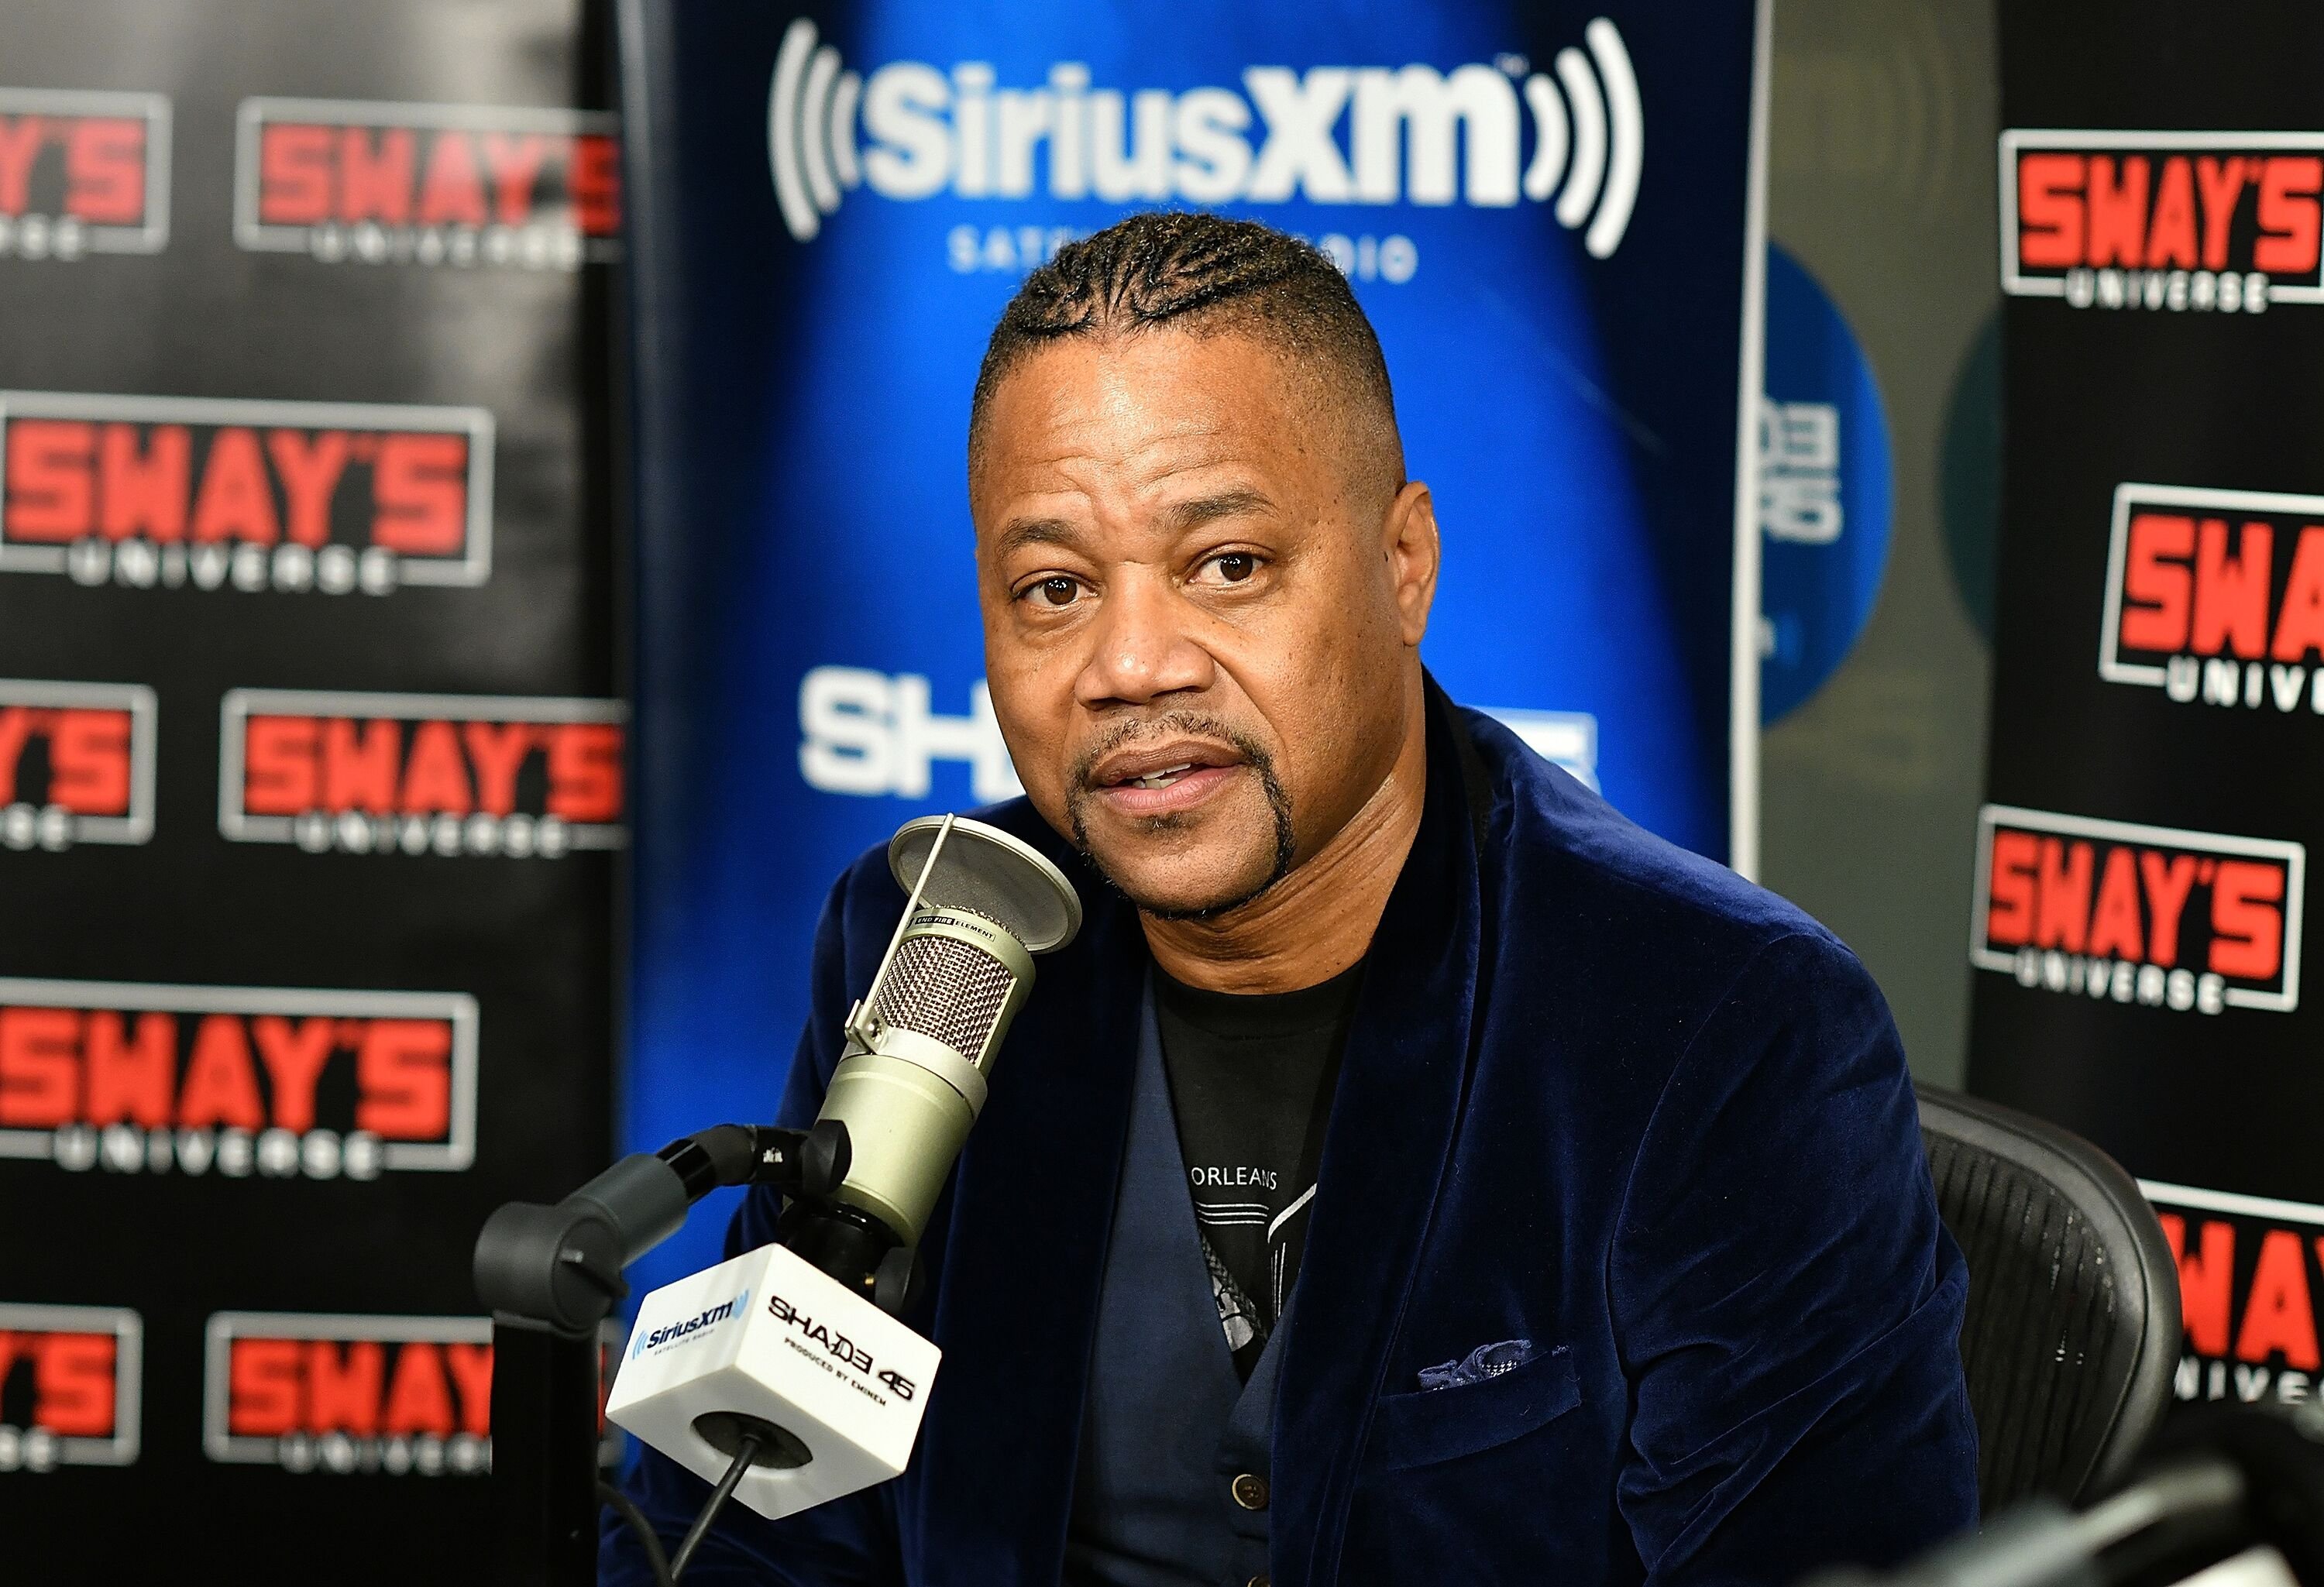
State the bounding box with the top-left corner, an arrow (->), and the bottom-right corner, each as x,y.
606,814 -> 1080,1527
779,812 -> 1083,1301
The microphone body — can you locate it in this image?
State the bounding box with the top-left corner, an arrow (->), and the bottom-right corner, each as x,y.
607,814 -> 1079,1523
817,901 -> 1034,1250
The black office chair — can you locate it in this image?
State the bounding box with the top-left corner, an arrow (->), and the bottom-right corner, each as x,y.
1916,1084 -> 2182,1512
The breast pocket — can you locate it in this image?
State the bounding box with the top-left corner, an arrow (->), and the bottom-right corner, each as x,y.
1365,1343 -> 1581,1472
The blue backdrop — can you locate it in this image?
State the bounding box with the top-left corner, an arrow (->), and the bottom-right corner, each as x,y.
620,0 -> 1764,1288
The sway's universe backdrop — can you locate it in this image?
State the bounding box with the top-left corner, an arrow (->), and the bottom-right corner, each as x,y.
1969,0 -> 2324,1415
0,0 -> 620,1573
620,0 -> 1771,1296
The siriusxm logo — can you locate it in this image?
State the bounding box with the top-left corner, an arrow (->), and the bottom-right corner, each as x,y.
631,1289 -> 750,1359
768,17 -> 1644,256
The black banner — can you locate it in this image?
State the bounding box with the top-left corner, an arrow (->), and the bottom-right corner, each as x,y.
1972,1 -> 2324,1415
0,0 -> 619,1572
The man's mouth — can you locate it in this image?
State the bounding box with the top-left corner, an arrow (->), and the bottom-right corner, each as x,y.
1084,739 -> 1249,816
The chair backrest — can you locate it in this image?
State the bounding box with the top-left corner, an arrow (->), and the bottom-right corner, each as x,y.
1916,1084 -> 2182,1510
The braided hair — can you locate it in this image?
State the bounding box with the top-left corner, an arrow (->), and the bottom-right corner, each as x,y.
968,211 -> 1400,476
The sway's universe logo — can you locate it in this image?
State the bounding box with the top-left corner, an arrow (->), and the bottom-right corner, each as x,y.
2101,484 -> 2324,714
766,15 -> 1643,259
0,1303 -> 141,1471
209,1314 -> 489,1475
0,679 -> 156,850
220,689 -> 626,858
1972,806 -> 2304,1016
0,979 -> 480,1179
207,1313 -> 624,1475
2003,131 -> 2324,312
0,88 -> 170,259
0,391 -> 492,596
631,1291 -> 749,1360
2141,1183 -> 2324,1406
235,98 -> 621,270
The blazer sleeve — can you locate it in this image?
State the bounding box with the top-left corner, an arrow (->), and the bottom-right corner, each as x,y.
1608,929 -> 1978,1587
599,860 -> 908,1587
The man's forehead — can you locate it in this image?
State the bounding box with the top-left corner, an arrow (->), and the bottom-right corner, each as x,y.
971,331 -> 1324,500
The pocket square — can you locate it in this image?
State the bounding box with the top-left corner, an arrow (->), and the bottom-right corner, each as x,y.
1417,1337 -> 1536,1391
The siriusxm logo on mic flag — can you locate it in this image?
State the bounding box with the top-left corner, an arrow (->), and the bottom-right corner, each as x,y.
631,1288 -> 751,1359
767,15 -> 1644,256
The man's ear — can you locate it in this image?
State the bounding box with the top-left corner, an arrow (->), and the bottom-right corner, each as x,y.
1383,480 -> 1440,648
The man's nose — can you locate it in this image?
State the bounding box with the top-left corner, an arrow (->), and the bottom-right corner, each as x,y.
1074,569 -> 1213,709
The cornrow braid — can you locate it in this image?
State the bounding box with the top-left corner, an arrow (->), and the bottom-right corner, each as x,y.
968,211 -> 1399,466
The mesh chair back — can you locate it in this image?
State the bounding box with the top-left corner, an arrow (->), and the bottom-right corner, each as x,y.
1917,1085 -> 2181,1510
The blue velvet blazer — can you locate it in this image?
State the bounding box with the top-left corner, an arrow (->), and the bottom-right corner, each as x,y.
608,690 -> 1978,1585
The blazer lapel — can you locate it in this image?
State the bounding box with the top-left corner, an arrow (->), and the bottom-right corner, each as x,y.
1274,687 -> 1491,1585
909,836 -> 1144,1587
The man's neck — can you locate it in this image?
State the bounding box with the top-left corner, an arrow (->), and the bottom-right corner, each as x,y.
1140,678 -> 1429,995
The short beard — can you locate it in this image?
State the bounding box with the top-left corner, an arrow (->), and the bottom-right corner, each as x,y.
1065,710 -> 1298,922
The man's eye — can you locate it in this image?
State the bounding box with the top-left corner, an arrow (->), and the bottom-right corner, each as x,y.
1212,553 -> 1256,583
1030,576 -> 1082,607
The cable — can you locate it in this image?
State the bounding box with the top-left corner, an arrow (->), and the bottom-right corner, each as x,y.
597,1479 -> 676,1587
596,1433 -> 766,1585
668,1432 -> 765,1582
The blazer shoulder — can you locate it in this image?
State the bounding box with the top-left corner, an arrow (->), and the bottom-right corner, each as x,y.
1457,705 -> 1852,978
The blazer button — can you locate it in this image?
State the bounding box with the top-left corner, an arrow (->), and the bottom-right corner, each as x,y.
1232,1472 -> 1270,1511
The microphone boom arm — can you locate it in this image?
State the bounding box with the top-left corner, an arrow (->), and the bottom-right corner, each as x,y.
474,1121 -> 852,1340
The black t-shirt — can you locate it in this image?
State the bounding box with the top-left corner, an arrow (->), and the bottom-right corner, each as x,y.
1153,958 -> 1363,1379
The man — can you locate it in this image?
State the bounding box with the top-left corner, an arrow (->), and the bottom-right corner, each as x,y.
609,212 -> 1978,1585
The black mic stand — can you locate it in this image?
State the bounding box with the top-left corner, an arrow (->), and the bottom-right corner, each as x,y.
472,1121 -> 852,1587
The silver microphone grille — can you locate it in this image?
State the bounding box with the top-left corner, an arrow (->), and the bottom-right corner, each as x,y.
870,917 -> 1019,1067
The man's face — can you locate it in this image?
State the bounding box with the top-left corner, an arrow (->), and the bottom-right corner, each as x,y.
971,328 -> 1435,919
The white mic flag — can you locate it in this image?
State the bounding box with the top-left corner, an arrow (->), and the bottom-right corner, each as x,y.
606,1241 -> 941,1522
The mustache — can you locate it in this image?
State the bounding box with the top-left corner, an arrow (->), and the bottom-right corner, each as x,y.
1067,710 -> 1272,790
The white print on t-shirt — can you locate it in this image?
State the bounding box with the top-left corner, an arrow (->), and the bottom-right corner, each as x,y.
1193,1181 -> 1321,1324
1188,1165 -> 1280,1190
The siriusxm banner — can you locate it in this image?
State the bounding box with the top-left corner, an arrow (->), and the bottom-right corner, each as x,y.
620,1 -> 1767,1283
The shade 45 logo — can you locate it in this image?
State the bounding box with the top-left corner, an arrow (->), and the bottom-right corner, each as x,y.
0,679 -> 155,850
0,88 -> 170,259
221,689 -> 625,857
2100,484 -> 2324,715
2003,131 -> 2324,313
0,1304 -> 140,1472
235,98 -> 619,270
2144,1183 -> 2324,1408
1972,806 -> 2304,1016
0,391 -> 492,596
207,1313 -> 621,1475
0,979 -> 479,1179
765,17 -> 1643,260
